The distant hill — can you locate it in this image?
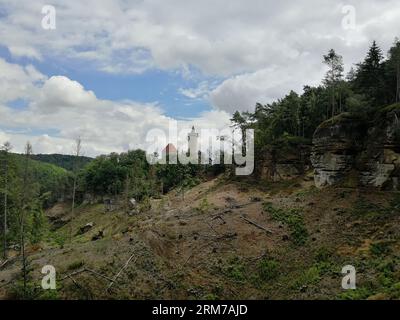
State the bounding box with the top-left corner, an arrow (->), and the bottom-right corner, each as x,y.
5,153 -> 74,207
31,154 -> 93,171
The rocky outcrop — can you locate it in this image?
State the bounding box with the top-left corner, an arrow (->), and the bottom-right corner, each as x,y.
359,107 -> 400,189
311,113 -> 365,187
311,105 -> 400,190
260,142 -> 311,181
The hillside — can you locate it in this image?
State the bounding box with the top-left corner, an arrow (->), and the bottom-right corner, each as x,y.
5,153 -> 73,205
1,173 -> 399,300
31,154 -> 93,172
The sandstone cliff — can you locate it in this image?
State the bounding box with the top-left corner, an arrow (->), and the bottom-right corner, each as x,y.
311,104 -> 400,190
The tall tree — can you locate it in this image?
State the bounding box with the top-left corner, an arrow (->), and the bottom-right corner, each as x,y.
353,41 -> 385,107
20,142 -> 32,295
70,137 -> 82,240
1,142 -> 12,259
230,111 -> 249,155
71,137 -> 82,214
387,38 -> 400,103
323,49 -> 344,117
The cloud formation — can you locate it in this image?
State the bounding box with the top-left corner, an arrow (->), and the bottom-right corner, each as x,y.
0,58 -> 231,156
0,0 -> 399,154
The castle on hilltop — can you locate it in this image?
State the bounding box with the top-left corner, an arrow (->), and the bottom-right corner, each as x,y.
161,126 -> 199,163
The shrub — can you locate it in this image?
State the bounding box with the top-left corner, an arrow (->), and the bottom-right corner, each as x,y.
370,242 -> 391,256
67,260 -> 85,271
224,257 -> 245,282
258,258 -> 279,281
197,198 -> 211,214
263,202 -> 308,245
292,266 -> 320,289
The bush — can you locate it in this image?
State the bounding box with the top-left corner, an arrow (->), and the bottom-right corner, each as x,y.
67,260 -> 85,271
370,242 -> 391,256
224,257 -> 245,282
292,266 -> 320,289
197,198 -> 211,214
263,202 -> 308,245
258,258 -> 279,281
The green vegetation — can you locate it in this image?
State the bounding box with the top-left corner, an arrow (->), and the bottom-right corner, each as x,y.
196,198 -> 212,214
258,257 -> 279,281
230,39 -> 400,173
263,202 -> 308,245
370,242 -> 392,257
32,154 -> 92,171
224,256 -> 246,282
292,266 -> 321,289
67,260 -> 85,271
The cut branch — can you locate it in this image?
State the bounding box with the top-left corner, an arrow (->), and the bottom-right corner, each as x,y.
106,253 -> 137,292
240,216 -> 273,234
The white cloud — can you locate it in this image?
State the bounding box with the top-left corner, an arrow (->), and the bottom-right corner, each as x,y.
179,81 -> 211,100
210,55 -> 325,112
0,59 -> 231,156
33,76 -> 97,113
1,0 -> 399,78
8,45 -> 42,60
0,57 -> 46,103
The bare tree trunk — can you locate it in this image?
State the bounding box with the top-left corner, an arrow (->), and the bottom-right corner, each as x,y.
396,63 -> 400,103
2,142 -> 11,260
20,142 -> 32,296
124,173 -> 130,214
3,153 -> 8,260
70,137 -> 82,241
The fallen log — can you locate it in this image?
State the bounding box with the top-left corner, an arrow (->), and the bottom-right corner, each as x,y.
61,268 -> 114,282
240,216 -> 273,234
106,253 -> 138,292
0,259 -> 9,269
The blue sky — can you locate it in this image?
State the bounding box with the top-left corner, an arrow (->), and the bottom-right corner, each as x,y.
0,43 -> 214,119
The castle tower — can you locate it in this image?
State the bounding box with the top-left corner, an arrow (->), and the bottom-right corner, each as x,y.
188,126 -> 199,161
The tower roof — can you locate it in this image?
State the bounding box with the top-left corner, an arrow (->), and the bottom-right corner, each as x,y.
163,143 -> 177,153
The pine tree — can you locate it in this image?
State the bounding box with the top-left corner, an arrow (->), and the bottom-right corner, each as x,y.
387,38 -> 400,103
353,41 -> 385,107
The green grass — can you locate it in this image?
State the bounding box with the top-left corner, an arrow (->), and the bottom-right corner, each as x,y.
291,266 -> 321,289
337,287 -> 373,300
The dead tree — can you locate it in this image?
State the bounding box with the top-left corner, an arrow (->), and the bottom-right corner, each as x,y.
70,137 -> 82,240
123,173 -> 131,214
1,142 -> 11,260
20,142 -> 32,295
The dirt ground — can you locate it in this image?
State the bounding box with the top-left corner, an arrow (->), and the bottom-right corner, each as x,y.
1,173 -> 400,300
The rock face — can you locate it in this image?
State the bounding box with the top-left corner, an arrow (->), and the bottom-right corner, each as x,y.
359,107 -> 400,189
311,106 -> 400,190
311,113 -> 365,187
260,143 -> 311,181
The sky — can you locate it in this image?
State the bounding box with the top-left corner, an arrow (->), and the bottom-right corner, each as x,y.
0,0 -> 399,156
